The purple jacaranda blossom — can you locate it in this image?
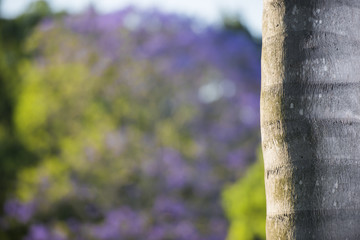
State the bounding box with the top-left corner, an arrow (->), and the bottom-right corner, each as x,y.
91,207 -> 146,239
153,196 -> 189,220
226,150 -> 247,170
39,17 -> 55,31
25,224 -> 66,240
146,222 -> 200,240
146,225 -> 167,240
210,123 -> 240,143
238,92 -> 261,127
143,148 -> 193,190
4,199 -> 35,223
192,161 -> 220,195
26,225 -> 48,240
97,7 -> 135,32
161,149 -> 193,189
174,221 -> 200,239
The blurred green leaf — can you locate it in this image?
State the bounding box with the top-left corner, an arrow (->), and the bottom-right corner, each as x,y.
222,149 -> 266,240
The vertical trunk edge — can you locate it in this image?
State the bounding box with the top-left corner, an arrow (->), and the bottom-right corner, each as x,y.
261,0 -> 360,239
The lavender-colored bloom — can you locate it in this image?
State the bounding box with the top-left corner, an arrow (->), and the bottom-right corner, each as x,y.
25,224 -> 66,240
146,225 -> 167,240
153,196 -> 189,219
161,149 -> 192,189
92,207 -> 146,239
26,225 -> 48,240
4,199 -> 35,223
144,148 -> 192,190
146,222 -> 200,240
174,221 -> 199,239
226,150 -> 246,170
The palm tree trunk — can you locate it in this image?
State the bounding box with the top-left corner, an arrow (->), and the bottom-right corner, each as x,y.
261,0 -> 360,239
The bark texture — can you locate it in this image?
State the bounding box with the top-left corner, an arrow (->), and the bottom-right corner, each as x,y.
261,0 -> 360,239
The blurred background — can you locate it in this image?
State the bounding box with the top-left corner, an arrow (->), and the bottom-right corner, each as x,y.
0,0 -> 264,239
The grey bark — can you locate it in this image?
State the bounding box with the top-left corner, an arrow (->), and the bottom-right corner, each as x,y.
261,0 -> 360,239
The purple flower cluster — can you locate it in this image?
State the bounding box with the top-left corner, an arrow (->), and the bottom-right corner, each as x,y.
91,207 -> 146,239
25,224 -> 66,240
5,6 -> 261,240
3,199 -> 35,224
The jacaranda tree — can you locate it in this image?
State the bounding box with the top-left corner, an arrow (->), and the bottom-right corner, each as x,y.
261,0 -> 360,239
2,7 -> 261,240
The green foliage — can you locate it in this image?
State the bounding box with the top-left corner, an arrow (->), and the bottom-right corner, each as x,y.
222,149 -> 266,240
0,0 -> 67,212
0,2 -> 50,207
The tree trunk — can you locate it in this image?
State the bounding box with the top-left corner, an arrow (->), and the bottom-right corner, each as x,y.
261,0 -> 360,239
